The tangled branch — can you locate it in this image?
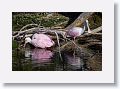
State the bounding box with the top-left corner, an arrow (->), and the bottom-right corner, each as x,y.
12,12 -> 102,51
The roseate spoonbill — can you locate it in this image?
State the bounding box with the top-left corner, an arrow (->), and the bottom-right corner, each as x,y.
24,33 -> 55,48
67,20 -> 91,41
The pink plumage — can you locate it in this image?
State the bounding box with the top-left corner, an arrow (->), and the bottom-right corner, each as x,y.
31,33 -> 54,48
67,27 -> 84,38
67,20 -> 91,39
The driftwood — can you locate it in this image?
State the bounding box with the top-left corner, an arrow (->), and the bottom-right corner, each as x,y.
12,12 -> 96,39
12,25 -> 102,40
12,12 -> 102,59
12,12 -> 102,50
82,26 -> 102,36
89,26 -> 102,33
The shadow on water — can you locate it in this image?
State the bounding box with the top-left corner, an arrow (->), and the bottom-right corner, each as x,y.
12,43 -> 102,71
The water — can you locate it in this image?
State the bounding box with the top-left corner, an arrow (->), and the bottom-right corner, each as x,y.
12,43 -> 102,71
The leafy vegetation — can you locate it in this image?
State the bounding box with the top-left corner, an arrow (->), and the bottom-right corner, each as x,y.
12,12 -> 69,31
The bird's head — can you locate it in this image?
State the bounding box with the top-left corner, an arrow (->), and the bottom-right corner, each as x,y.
24,37 -> 32,47
25,37 -> 31,43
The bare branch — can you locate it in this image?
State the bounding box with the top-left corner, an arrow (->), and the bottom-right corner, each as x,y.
90,26 -> 102,33
54,32 -> 63,61
83,26 -> 102,36
20,24 -> 38,31
12,24 -> 39,40
12,25 -> 102,40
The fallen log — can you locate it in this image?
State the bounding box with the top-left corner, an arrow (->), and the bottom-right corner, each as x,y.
65,12 -> 94,30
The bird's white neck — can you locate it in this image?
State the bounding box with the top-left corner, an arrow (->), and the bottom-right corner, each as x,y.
84,20 -> 91,33
25,37 -> 32,44
83,24 -> 86,31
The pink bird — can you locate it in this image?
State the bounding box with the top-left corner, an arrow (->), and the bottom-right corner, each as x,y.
67,20 -> 91,41
24,33 -> 55,48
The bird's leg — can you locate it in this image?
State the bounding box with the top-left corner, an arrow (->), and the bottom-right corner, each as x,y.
73,47 -> 76,60
73,37 -> 76,42
23,43 -> 26,48
86,20 -> 92,33
73,37 -> 76,47
73,37 -> 76,59
63,32 -> 68,42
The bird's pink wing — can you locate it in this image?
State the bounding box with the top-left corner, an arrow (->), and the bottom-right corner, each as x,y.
32,34 -> 54,48
68,29 -> 78,37
43,39 -> 54,47
31,38 -> 44,48
38,34 -> 54,47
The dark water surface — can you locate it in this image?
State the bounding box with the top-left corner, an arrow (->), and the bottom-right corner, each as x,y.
12,43 -> 102,71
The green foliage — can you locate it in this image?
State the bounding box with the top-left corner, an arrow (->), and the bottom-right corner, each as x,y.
89,12 -> 102,29
12,12 -> 102,31
41,16 -> 68,27
12,13 -> 43,31
12,40 -> 18,49
12,12 -> 69,31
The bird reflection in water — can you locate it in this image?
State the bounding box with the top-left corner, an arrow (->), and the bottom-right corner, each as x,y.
25,48 -> 53,64
24,48 -> 84,70
32,48 -> 53,63
64,53 -> 84,70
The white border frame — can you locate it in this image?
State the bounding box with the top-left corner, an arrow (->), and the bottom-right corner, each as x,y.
0,0 -> 114,83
